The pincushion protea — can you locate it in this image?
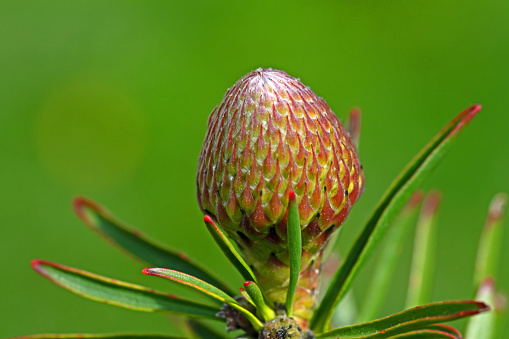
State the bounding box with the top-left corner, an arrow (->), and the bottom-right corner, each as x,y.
196,68 -> 364,322
12,69 -> 494,339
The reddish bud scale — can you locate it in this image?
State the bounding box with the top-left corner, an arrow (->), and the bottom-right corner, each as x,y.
196,69 -> 364,323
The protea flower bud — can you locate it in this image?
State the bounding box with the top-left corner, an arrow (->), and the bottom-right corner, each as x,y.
196,69 -> 364,324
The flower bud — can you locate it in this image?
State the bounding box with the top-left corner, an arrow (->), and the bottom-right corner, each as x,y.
197,68 -> 364,323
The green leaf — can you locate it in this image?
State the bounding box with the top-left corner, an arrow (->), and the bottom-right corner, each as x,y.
9,335 -> 187,339
385,329 -> 458,338
244,281 -> 275,321
203,215 -> 258,284
332,289 -> 358,328
473,193 -> 507,288
423,325 -> 461,339
143,267 -> 263,331
465,278 -> 497,339
406,191 -> 441,308
316,300 -> 489,339
143,267 -> 232,302
187,319 -> 227,339
425,326 -> 460,339
310,105 -> 482,332
73,197 -> 232,295
286,189 -> 301,316
240,286 -> 256,307
465,194 -> 506,339
32,260 -> 220,319
358,191 -> 424,322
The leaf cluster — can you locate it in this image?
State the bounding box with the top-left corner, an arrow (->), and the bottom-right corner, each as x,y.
8,105 -> 506,339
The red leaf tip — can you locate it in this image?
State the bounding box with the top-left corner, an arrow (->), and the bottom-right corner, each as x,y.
72,196 -> 102,226
474,301 -> 491,313
204,215 -> 214,224
31,259 -> 61,276
407,190 -> 425,209
72,196 -> 87,218
480,276 -> 496,289
422,190 -> 442,217
31,259 -> 45,271
349,107 -> 361,119
289,190 -> 296,200
243,281 -> 253,287
487,193 -> 507,226
449,104 -> 482,137
468,104 -> 483,119
142,268 -> 152,275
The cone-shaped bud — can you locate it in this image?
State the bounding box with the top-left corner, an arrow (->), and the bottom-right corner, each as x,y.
196,68 -> 364,324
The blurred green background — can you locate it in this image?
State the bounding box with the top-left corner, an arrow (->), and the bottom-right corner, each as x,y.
1,0 -> 508,337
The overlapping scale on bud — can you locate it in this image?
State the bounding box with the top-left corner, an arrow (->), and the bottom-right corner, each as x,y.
196,69 -> 364,322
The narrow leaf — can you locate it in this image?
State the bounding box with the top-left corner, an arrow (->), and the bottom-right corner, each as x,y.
316,300 -> 488,339
9,334 -> 187,339
143,267 -> 233,302
473,193 -> 507,287
32,260 -> 220,319
143,267 -> 263,331
73,197 -> 231,295
406,191 -> 441,308
310,105 -> 482,332
385,330 -> 458,338
244,281 -> 275,321
286,190 -> 301,316
358,191 -> 424,322
203,215 -> 258,284
424,325 -> 462,339
465,277 -> 496,339
240,287 -> 256,307
187,320 -> 227,339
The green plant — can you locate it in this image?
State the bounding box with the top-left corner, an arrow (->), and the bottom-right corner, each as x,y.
9,69 -> 505,339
